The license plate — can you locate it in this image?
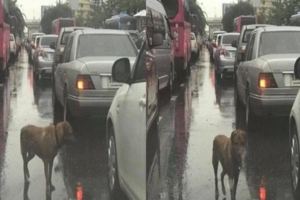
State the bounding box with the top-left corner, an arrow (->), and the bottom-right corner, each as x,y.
100,74 -> 122,88
283,72 -> 296,87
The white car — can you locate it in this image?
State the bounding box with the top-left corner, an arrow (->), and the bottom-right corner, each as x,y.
106,42 -> 146,200
9,34 -> 17,59
190,32 -> 199,57
289,57 -> 300,199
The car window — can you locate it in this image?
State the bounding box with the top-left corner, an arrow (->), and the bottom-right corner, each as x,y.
76,34 -> 137,58
258,31 -> 300,56
40,36 -> 57,47
242,29 -> 253,43
63,36 -> 73,63
246,33 -> 256,61
61,31 -> 71,45
222,34 -> 239,45
133,42 -> 145,82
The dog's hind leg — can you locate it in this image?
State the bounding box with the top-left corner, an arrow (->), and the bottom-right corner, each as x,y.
232,172 -> 239,200
212,152 -> 219,199
229,177 -> 236,200
221,171 -> 226,195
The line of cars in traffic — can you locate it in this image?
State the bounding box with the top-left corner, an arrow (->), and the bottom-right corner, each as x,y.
208,24 -> 300,199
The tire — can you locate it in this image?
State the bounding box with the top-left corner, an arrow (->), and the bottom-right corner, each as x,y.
107,126 -> 123,199
290,124 -> 300,199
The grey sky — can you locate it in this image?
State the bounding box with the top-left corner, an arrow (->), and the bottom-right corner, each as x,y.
18,0 -> 237,20
197,0 -> 238,18
17,0 -> 65,20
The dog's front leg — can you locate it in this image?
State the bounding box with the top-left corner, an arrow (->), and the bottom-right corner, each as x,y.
48,159 -> 55,191
232,171 -> 239,199
43,160 -> 51,193
221,171 -> 226,195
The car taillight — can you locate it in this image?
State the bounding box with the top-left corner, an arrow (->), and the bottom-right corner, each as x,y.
76,75 -> 95,90
258,73 -> 277,88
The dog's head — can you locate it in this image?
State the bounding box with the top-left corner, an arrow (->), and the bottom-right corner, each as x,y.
56,121 -> 75,145
231,129 -> 247,165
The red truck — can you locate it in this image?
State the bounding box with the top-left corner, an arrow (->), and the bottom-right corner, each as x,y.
0,0 -> 10,82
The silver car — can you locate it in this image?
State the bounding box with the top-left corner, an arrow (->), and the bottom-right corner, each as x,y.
236,26 -> 300,128
214,32 -> 240,79
34,34 -> 58,79
53,29 -> 137,120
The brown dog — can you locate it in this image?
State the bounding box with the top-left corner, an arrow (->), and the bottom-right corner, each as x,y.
212,129 -> 246,200
20,121 -> 74,192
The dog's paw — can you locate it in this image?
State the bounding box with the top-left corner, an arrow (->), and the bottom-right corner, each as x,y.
50,184 -> 55,191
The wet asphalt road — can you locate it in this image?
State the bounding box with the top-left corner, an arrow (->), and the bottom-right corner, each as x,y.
150,49 -> 296,200
0,50 -> 110,200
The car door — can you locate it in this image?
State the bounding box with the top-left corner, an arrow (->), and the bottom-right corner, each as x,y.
117,46 -> 146,200
55,35 -> 74,105
237,32 -> 256,103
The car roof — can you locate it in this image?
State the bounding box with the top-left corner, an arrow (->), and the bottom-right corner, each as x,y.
221,32 -> 240,36
147,0 -> 167,15
243,24 -> 274,30
61,26 -> 92,32
257,26 -> 300,32
40,34 -> 58,38
73,29 -> 130,35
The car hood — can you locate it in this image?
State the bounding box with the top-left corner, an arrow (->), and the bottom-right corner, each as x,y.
260,54 -> 300,73
78,56 -> 137,74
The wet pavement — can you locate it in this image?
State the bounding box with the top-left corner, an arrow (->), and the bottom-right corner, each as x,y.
0,50 -> 110,200
149,49 -> 295,200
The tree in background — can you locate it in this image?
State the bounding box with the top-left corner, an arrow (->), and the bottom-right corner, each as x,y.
222,2 -> 254,32
40,3 -> 73,34
6,0 -> 26,37
267,0 -> 300,25
188,0 -> 207,36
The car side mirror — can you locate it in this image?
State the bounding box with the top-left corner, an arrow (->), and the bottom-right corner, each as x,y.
294,57 -> 300,79
232,40 -> 237,48
50,42 -> 56,50
112,58 -> 131,83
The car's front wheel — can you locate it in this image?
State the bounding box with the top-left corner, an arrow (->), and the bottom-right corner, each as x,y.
107,126 -> 123,199
290,124 -> 300,199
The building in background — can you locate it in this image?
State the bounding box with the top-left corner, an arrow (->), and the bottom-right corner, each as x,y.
67,0 -> 104,19
222,3 -> 236,17
41,5 -> 53,19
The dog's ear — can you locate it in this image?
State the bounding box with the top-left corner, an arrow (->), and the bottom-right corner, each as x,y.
230,130 -> 237,142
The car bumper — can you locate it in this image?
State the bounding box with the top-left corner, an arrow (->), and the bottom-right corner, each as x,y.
37,59 -> 53,76
250,93 -> 297,116
67,94 -> 115,117
216,57 -> 234,74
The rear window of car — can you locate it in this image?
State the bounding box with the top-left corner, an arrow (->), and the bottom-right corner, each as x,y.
40,36 -> 58,47
259,31 -> 300,56
76,34 -> 137,58
222,34 -> 239,45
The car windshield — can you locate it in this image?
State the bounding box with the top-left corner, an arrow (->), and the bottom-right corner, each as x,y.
222,34 -> 239,45
40,36 -> 58,47
259,31 -> 300,56
76,34 -> 136,58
